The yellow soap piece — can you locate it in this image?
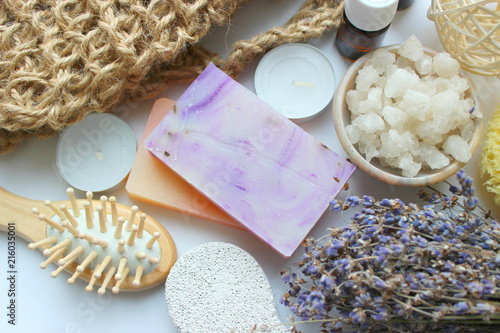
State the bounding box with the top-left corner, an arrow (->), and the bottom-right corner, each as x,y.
126,98 -> 243,230
481,103 -> 500,205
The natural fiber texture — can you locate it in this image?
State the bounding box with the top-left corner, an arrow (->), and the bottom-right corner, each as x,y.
428,0 -> 500,77
481,102 -> 500,205
0,0 -> 344,154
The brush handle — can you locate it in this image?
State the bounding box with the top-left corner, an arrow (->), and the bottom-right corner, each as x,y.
0,185 -> 177,292
0,186 -> 50,243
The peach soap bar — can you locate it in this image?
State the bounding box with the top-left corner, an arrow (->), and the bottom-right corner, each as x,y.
126,98 -> 241,229
145,63 -> 356,257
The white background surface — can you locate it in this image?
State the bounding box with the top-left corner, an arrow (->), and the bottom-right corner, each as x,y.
1,1 -> 500,332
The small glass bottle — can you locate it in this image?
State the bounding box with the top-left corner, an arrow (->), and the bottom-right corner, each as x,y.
397,0 -> 415,11
334,0 -> 398,61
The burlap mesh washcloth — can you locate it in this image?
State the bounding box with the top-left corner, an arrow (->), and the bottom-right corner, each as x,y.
0,0 -> 344,154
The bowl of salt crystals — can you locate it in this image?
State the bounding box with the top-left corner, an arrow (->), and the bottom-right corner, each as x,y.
333,35 -> 483,186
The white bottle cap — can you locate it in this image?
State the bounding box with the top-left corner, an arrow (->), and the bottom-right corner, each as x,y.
345,0 -> 398,32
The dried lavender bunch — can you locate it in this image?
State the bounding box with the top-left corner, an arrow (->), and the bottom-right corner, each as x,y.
280,170 -> 500,332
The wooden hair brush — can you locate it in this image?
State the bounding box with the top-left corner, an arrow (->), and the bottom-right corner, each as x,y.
0,186 -> 177,294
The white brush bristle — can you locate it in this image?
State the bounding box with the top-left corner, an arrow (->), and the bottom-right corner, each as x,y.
29,188 -> 162,294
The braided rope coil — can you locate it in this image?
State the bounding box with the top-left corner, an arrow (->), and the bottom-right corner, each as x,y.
0,0 -> 344,154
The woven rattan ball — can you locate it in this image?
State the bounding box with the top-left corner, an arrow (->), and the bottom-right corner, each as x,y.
428,0 -> 500,77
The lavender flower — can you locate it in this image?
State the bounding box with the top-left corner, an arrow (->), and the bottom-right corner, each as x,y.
280,171 -> 500,332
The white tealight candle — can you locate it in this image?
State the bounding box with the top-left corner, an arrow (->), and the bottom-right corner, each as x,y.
56,113 -> 137,192
254,43 -> 336,123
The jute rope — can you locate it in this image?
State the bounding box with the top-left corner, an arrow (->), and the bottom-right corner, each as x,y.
0,0 -> 344,154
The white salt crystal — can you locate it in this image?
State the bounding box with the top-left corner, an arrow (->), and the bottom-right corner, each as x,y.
431,89 -> 460,113
346,124 -> 361,144
379,129 -> 407,158
421,73 -> 438,83
431,116 -> 453,137
394,56 -> 413,71
383,95 -> 394,107
384,68 -> 419,98
359,132 -> 379,146
352,113 -> 385,133
369,49 -> 396,75
381,105 -> 409,130
454,99 -> 475,126
401,131 -> 419,152
467,98 -> 482,118
358,87 -> 383,114
346,89 -> 367,115
415,54 -> 433,75
399,89 -> 431,121
432,52 -> 461,79
442,135 -> 471,162
398,35 -> 424,62
413,80 -> 437,97
358,141 -> 380,162
432,77 -> 452,93
398,153 -> 421,178
356,65 -> 379,92
418,143 -> 450,169
358,132 -> 381,162
430,89 -> 460,133
375,76 -> 387,89
448,75 -> 470,95
459,119 -> 475,142
385,64 -> 401,77
415,122 -> 443,145
378,157 -> 394,168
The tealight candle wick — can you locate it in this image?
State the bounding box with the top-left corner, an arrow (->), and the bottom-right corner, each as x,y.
292,80 -> 315,87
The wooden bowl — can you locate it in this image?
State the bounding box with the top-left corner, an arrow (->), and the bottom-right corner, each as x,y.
332,44 -> 483,186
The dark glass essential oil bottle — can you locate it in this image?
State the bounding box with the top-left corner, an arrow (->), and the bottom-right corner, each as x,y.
397,0 -> 415,11
334,0 -> 398,61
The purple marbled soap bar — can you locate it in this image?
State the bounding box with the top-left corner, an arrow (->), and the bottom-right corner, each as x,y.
145,63 -> 355,257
